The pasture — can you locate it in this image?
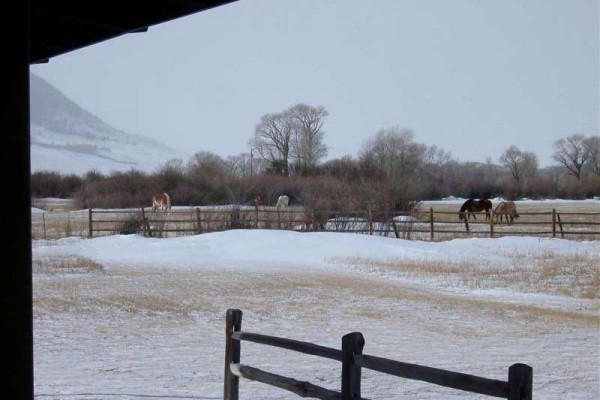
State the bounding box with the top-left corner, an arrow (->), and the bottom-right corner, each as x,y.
32,230 -> 599,399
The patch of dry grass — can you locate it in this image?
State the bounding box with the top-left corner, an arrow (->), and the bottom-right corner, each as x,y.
33,256 -> 104,274
342,250 -> 600,299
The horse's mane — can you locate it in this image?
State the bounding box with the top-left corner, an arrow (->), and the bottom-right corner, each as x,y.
494,201 -> 505,213
459,198 -> 475,213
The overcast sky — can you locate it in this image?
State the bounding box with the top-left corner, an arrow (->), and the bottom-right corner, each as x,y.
30,0 -> 598,167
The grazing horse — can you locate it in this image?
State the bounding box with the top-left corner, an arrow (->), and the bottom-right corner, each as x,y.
458,198 -> 492,221
494,201 -> 519,225
276,195 -> 289,209
152,192 -> 171,212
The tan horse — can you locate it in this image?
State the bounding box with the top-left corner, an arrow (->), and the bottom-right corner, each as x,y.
494,201 -> 519,225
152,192 -> 171,212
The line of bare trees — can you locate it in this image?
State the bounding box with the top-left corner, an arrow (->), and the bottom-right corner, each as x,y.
31,103 -> 599,209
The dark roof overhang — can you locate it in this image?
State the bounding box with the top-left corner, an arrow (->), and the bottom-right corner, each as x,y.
30,0 -> 238,64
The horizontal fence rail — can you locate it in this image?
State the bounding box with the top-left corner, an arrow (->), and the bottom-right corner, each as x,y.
223,309 -> 533,400
30,204 -> 600,241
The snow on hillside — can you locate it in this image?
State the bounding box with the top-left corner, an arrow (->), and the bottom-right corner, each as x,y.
31,125 -> 185,175
30,73 -> 187,175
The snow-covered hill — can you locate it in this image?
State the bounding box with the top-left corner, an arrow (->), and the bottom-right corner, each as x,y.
30,73 -> 186,175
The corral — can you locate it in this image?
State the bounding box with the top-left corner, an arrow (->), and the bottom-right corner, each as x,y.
31,198 -> 600,241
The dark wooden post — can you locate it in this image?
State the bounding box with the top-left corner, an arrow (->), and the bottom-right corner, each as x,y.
341,332 -> 365,400
140,208 -> 147,237
490,210 -> 495,238
367,205 -> 373,235
88,208 -> 93,238
464,215 -> 470,235
224,309 -> 243,400
140,208 -> 146,237
429,207 -> 434,241
196,207 -> 202,234
552,209 -> 556,238
557,213 -> 564,239
508,363 -> 533,400
390,217 -> 400,238
254,204 -> 259,229
277,209 -> 281,230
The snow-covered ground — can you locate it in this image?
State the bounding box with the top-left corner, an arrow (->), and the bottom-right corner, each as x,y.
32,227 -> 599,399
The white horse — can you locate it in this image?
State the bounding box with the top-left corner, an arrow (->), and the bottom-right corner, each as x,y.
152,192 -> 171,211
276,195 -> 289,210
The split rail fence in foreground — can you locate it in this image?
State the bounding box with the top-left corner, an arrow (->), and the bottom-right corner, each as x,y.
224,309 -> 533,400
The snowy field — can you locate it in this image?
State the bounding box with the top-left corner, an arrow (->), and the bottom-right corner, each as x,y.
32,219 -> 600,399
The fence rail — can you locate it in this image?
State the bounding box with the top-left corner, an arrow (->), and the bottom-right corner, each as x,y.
223,309 -> 533,400
30,205 -> 600,241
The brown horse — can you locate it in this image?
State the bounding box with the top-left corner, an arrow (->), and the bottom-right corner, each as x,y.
152,192 -> 171,212
458,198 -> 492,221
494,201 -> 519,225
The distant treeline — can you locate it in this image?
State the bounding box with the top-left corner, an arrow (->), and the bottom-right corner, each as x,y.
31,133 -> 599,211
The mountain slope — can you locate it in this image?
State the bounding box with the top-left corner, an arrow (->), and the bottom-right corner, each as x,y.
30,73 -> 186,175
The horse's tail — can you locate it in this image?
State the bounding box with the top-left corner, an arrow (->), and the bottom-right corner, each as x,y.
164,192 -> 171,209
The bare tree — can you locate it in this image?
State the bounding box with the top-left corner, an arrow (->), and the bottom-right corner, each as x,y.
359,127 -> 425,180
583,135 -> 600,176
250,104 -> 329,176
225,153 -> 250,178
249,111 -> 294,176
499,145 -> 538,184
288,104 -> 329,174
358,127 -> 427,209
422,145 -> 454,184
552,133 -> 590,181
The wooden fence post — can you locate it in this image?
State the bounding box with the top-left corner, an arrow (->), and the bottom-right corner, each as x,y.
390,217 -> 400,238
196,207 -> 202,234
140,207 -> 149,237
230,208 -> 240,230
224,309 -> 243,400
557,213 -> 564,239
277,209 -> 281,230
490,210 -> 495,238
429,207 -> 434,241
367,205 -> 373,235
254,204 -> 259,229
88,208 -> 92,238
508,363 -> 533,400
312,208 -> 317,231
341,332 -> 365,400
464,215 -> 470,235
552,209 -> 556,238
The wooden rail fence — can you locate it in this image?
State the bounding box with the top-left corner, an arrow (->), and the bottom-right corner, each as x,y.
82,206 -> 600,240
224,309 -> 533,400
